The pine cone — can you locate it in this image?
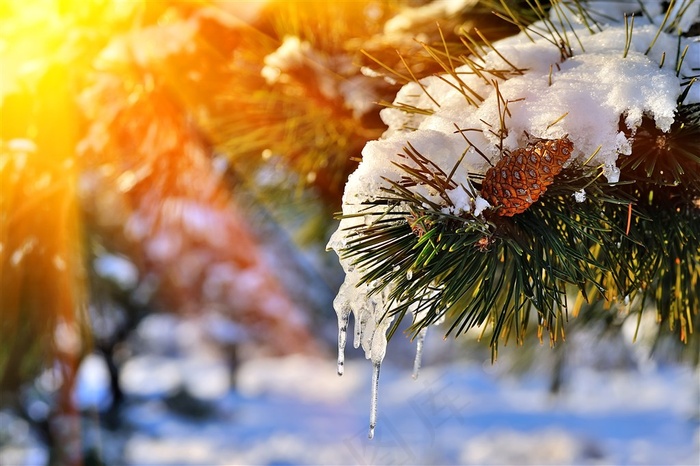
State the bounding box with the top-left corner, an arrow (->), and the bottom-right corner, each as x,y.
481,136 -> 573,216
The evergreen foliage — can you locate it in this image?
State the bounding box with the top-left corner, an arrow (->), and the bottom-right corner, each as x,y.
335,0 -> 700,360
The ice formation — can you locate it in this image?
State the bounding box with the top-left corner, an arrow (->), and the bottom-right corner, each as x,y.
327,1 -> 699,438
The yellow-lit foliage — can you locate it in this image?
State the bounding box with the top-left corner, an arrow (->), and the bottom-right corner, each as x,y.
0,0 -> 132,392
209,0 -> 399,205
78,19 -> 320,355
1,0 -> 323,379
0,76 -> 86,393
0,140 -> 87,392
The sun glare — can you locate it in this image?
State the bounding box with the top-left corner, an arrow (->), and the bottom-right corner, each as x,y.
0,0 -> 112,392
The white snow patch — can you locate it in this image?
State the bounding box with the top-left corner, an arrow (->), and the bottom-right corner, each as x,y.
120,355 -> 182,397
237,355 -> 364,402
261,36 -> 309,84
181,356 -> 231,401
472,196 -> 491,217
116,354 -> 699,466
93,253 -> 139,290
261,35 -> 380,118
74,353 -> 113,411
384,0 -> 478,35
460,428 -> 587,465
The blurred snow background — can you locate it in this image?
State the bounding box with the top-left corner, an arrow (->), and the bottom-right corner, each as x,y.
2,311 -> 698,465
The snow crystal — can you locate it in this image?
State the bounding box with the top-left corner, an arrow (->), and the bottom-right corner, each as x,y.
328,1 -> 699,438
574,189 -> 587,203
472,196 -> 491,217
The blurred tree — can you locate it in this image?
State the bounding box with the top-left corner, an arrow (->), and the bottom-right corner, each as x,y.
78,18 -> 319,354
1,3 -> 325,456
0,0 -> 552,416
1,4 -> 93,461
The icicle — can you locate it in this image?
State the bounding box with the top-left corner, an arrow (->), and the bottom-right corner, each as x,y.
368,361 -> 381,439
354,308 -> 367,349
412,326 -> 428,380
337,307 -> 350,376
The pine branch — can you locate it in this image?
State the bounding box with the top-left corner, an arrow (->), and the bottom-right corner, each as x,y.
338,138 -> 654,357
618,105 -> 700,186
333,0 -> 700,367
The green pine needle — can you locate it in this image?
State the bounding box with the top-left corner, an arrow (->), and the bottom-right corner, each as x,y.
335,0 -> 700,359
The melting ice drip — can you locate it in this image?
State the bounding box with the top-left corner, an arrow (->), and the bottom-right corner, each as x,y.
333,281 -> 396,439
333,277 -> 434,439
412,327 -> 428,380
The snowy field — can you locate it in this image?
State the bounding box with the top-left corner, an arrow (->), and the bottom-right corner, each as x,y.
103,351 -> 700,465
3,313 -> 698,466
199,356 -> 700,465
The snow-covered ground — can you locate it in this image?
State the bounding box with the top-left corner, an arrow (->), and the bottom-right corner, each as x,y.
192,354 -> 699,465
110,352 -> 700,465
3,314 -> 697,466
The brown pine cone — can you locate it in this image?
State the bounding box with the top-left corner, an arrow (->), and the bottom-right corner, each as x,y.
481,136 -> 573,216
